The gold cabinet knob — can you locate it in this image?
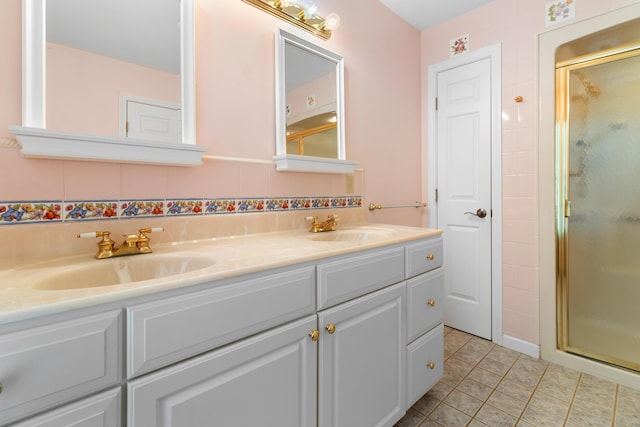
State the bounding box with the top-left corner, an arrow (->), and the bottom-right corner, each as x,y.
427,361 -> 435,370
426,253 -> 435,261
325,323 -> 336,334
427,299 -> 435,307
309,330 -> 319,341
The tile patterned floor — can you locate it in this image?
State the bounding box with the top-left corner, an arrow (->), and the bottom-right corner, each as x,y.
395,327 -> 640,427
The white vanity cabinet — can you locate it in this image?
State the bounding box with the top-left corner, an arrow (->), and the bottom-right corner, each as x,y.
0,310 -> 122,426
0,230 -> 444,426
404,237 -> 445,408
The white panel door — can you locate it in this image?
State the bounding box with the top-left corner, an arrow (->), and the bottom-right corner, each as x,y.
436,58 -> 492,339
126,99 -> 181,143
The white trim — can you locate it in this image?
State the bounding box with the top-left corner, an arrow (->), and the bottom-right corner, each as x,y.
425,43 -> 503,345
502,335 -> 540,358
273,154 -> 357,173
11,126 -> 206,166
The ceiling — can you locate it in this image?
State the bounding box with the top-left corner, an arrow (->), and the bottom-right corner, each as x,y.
377,0 -> 496,31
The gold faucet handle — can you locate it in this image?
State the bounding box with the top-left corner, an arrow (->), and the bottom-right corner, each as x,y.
78,231 -> 114,259
137,227 -> 164,253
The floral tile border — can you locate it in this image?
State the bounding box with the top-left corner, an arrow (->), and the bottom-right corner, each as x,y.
0,201 -> 62,224
0,196 -> 362,225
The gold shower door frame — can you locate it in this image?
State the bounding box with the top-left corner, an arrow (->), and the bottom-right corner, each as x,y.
555,45 -> 640,372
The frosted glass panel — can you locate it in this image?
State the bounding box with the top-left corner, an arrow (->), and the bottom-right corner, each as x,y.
566,52 -> 640,370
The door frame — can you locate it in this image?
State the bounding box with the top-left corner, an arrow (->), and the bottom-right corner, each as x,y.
423,44 -> 503,345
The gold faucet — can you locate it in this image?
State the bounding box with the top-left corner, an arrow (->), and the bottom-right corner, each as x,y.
306,215 -> 339,233
78,227 -> 164,259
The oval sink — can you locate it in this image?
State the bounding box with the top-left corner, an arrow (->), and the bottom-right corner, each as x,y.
31,254 -> 215,291
310,227 -> 397,242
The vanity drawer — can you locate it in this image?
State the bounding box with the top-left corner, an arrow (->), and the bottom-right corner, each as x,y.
317,247 -> 405,310
406,324 -> 444,408
128,266 -> 316,377
11,387 -> 121,427
406,269 -> 444,343
0,310 -> 122,426
405,237 -> 443,279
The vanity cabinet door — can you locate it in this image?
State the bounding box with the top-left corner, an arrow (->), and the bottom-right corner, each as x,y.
0,310 -> 122,426
318,282 -> 406,427
128,315 -> 317,427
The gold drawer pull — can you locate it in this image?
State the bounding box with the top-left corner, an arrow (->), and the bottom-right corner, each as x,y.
309,330 -> 319,341
325,324 -> 336,334
427,299 -> 435,307
427,361 -> 435,370
426,253 -> 435,261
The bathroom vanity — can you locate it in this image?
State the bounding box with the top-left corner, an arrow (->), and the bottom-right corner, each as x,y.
0,224 -> 443,426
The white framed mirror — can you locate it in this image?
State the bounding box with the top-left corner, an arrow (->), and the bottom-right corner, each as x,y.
274,29 -> 356,173
11,0 -> 205,166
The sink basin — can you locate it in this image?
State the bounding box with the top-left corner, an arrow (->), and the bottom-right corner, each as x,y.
310,227 -> 397,242
31,254 -> 216,291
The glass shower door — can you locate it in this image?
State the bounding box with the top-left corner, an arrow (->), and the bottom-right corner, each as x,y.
557,49 -> 640,372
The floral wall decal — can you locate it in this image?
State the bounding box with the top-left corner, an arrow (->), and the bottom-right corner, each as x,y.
546,0 -> 575,26
450,34 -> 469,57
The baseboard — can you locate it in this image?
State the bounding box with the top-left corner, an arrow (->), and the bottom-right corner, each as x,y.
502,334 -> 540,358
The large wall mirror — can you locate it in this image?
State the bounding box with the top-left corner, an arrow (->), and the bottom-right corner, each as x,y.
11,0 -> 205,165
274,29 -> 356,173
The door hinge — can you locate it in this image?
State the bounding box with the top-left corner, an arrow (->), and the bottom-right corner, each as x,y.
125,121 -> 129,135
565,199 -> 571,217
435,188 -> 438,203
435,97 -> 438,111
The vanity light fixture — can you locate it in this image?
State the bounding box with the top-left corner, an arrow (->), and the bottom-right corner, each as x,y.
242,0 -> 340,39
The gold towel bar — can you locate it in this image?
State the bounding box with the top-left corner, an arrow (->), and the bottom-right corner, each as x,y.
368,202 -> 427,211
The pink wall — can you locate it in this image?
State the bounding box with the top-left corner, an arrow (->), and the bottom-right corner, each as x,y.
421,0 -> 640,344
0,0 -> 422,225
47,42 -> 180,137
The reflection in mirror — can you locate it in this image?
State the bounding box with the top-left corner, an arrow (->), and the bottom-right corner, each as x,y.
46,0 -> 181,142
274,29 -> 356,173
11,0 -> 204,166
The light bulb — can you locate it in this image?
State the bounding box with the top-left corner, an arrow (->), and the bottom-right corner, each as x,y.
280,0 -> 296,7
325,13 -> 341,30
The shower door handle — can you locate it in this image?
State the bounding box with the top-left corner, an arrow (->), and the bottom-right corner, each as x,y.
464,208 -> 487,218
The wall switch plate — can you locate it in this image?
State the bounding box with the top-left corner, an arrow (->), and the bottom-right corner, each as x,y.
346,175 -> 354,194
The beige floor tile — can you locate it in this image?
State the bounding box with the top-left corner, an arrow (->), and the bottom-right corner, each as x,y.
467,367 -> 503,388
443,389 -> 483,416
456,378 -> 494,401
485,345 -> 520,365
495,377 -> 536,402
474,404 -> 518,427
412,393 -> 441,417
520,403 -> 569,426
428,403 -> 471,427
395,407 -> 427,427
444,357 -> 475,380
476,356 -> 513,376
565,403 -> 614,427
486,389 -> 528,417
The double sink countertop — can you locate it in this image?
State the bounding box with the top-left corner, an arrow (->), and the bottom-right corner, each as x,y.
0,223 -> 442,324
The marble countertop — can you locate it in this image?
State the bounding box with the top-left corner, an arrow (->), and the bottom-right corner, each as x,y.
0,223 -> 442,324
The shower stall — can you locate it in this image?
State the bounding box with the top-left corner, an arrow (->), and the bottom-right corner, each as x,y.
556,40 -> 640,372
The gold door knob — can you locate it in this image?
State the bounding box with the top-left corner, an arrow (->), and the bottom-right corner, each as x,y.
426,253 -> 435,261
325,323 -> 336,334
309,330 -> 319,341
427,361 -> 435,370
427,299 -> 435,307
